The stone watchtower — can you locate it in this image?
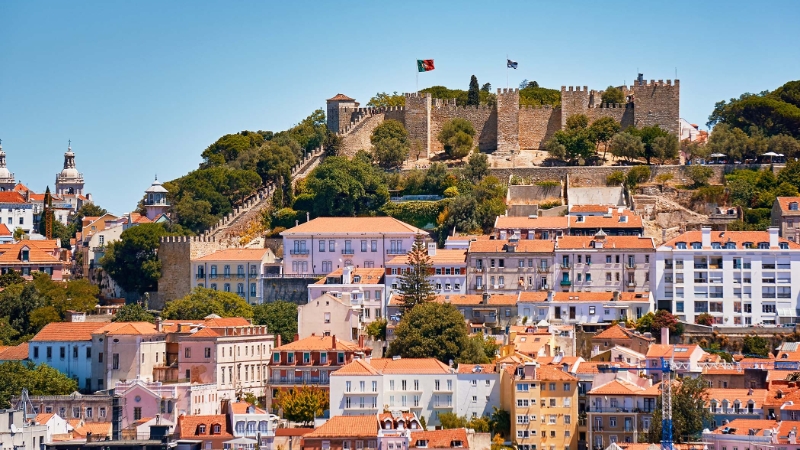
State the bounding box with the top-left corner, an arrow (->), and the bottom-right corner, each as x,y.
144,176 -> 170,221
496,88 -> 520,154
326,93 -> 359,134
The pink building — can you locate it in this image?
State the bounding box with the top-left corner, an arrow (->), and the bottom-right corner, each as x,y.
0,240 -> 64,280
114,379 -> 219,435
703,419 -> 800,450
281,217 -> 425,275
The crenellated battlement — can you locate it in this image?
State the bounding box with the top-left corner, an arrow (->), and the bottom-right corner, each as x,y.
520,104 -> 558,110
591,103 -> 632,109
635,79 -> 679,87
405,92 -> 431,99
496,88 -> 520,94
433,103 -> 494,111
561,86 -> 589,93
159,235 -> 217,244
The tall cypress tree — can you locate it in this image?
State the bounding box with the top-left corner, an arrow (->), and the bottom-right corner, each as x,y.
398,234 -> 436,311
467,75 -> 480,106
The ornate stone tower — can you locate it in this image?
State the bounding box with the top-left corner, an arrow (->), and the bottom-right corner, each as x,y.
144,176 -> 170,221
55,143 -> 85,196
0,141 -> 16,191
326,93 -> 358,133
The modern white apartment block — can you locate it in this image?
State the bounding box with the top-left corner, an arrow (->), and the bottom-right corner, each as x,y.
281,217 -> 425,275
455,364 -> 501,420
517,291 -> 654,326
654,227 -> 800,325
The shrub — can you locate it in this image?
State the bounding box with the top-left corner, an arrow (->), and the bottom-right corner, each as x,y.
626,166 -> 651,187
655,173 -> 674,184
606,171 -> 625,186
443,186 -> 460,198
437,118 -> 475,159
510,175 -> 525,185
538,200 -> 562,209
534,180 -> 560,188
687,165 -> 714,187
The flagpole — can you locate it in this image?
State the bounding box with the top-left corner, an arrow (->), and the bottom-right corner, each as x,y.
506,54 -> 509,89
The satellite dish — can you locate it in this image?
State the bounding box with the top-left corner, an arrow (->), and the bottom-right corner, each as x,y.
10,424 -> 18,434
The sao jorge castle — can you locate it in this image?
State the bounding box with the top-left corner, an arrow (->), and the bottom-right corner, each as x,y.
327,75 -> 679,157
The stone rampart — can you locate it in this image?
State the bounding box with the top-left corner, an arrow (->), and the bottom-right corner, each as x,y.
631,80 -> 680,134
430,103 -> 496,152
518,105 -> 561,150
404,93 -> 432,158
340,113 -> 386,157
155,235 -> 223,309
496,89 -> 520,153
485,164 -> 729,188
262,276 -> 322,304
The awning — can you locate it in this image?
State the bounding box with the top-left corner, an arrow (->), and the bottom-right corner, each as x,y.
603,304 -> 629,309
778,308 -> 796,318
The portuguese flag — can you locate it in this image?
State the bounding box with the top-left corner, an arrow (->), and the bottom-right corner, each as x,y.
417,59 -> 435,72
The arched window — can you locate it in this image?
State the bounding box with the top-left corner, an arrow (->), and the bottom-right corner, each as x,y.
235,421 -> 245,434
246,421 -> 256,435
258,421 -> 269,433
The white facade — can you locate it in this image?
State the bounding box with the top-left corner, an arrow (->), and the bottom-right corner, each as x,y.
518,291 -> 654,325
455,365 -> 501,420
281,217 -> 425,275
307,266 -> 384,325
0,408 -> 47,450
192,248 -> 279,304
654,228 -> 800,325
0,201 -> 34,234
385,245 -> 467,304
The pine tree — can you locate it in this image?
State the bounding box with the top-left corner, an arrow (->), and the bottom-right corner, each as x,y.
467,75 -> 480,106
398,235 -> 436,311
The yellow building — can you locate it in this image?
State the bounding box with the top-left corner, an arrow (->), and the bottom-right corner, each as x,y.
501,363 -> 579,450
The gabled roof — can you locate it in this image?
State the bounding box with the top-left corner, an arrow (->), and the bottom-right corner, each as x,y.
274,334 -> 364,352
494,216 -> 569,230
468,239 -> 554,253
409,429 -> 469,449
32,322 -> 108,342
73,422 -> 112,438
35,413 -> 55,425
194,248 -> 273,262
706,388 -> 768,408
593,324 -> 642,341
589,379 -> 645,395
176,414 -> 232,438
775,197 -> 800,214
305,416 -> 377,439
332,359 -> 380,376
333,358 -> 452,376
93,322 -> 160,336
662,230 -> 800,250
535,365 -> 578,381
315,267 -> 385,285
229,401 -> 267,414
710,418 -> 778,435
569,209 -> 643,229
0,191 -> 28,204
0,242 -> 61,263
0,224 -> 11,237
282,217 -> 425,235
0,342 -> 29,361
327,93 -> 356,102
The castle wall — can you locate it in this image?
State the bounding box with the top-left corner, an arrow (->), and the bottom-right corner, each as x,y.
404,93 -> 432,158
560,86 -> 590,127
496,89 -> 520,153
586,103 -> 634,129
429,101 -> 497,152
632,80 -> 680,134
340,113 -> 386,157
519,106 -> 561,150
484,164 -> 727,188
156,236 -> 223,309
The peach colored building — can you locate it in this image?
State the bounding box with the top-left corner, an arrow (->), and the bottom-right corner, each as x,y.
301,416 -> 378,450
90,322 -> 166,391
281,217 -> 425,275
0,239 -> 65,280
305,266 -> 385,330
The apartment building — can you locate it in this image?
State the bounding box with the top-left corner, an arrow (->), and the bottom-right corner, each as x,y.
385,244 -> 467,299
329,358 -> 459,427
586,376 -> 659,449
29,322 -> 109,392
493,216 -> 569,241
772,197 -> 800,242
702,419 -> 800,450
501,364 -> 579,450
281,217 -> 425,275
466,238 -> 555,294
590,325 -> 654,359
0,240 -> 65,280
654,228 -> 800,325
518,292 -> 653,327
644,344 -> 709,383
301,416 -> 378,450
386,293 -> 517,336
705,388 -> 768,429
307,266 -> 384,326
456,364 -> 501,420
90,321 -> 165,392
193,248 -> 280,304
299,292 -> 367,341
567,208 -> 643,237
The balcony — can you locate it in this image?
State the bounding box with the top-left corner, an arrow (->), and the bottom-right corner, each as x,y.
562,263 -> 571,269
290,249 -> 310,256
341,249 -> 355,255
387,248 -> 407,255
625,264 -> 636,269
560,280 -> 572,286
763,263 -> 776,269
664,263 -> 673,270
196,273 -> 206,279
694,278 -> 708,283
537,266 -> 552,273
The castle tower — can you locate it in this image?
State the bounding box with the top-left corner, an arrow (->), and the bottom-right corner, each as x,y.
55,143 -> 85,196
326,93 -> 358,133
631,78 -> 680,135
496,88 -> 520,154
560,86 -> 590,128
144,176 -> 170,221
404,92 -> 432,158
0,141 -> 16,191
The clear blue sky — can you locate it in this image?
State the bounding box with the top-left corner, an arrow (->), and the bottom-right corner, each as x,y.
2,1 -> 798,214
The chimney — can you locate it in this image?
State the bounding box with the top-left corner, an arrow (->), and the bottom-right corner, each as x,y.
482,292 -> 490,305
769,227 -> 779,248
427,242 -> 437,257
546,290 -> 554,302
358,334 -> 365,348
332,335 -> 336,349
661,327 -> 670,345
701,227 -> 711,248
155,317 -> 162,333
293,333 -> 299,342
276,334 -> 282,347
612,291 -> 620,302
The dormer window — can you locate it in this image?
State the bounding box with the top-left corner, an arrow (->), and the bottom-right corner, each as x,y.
450,440 -> 464,448
353,275 -> 361,283
726,242 -> 736,249
790,202 -> 798,211
619,216 -> 628,223
758,242 -> 769,249
212,424 -> 221,434
711,242 -> 721,249
743,242 -> 754,249
676,242 -> 686,249
198,424 -> 206,434
691,242 -> 702,249
416,440 -> 428,448
20,247 -> 29,262
576,216 -> 584,223
780,242 -> 789,249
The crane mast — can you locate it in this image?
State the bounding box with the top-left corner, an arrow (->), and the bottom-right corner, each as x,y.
661,357 -> 673,450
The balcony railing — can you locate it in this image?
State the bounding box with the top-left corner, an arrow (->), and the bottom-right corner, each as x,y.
342,249 -> 355,255
290,249 -> 310,256
387,249 -> 407,255
196,274 -> 206,279
537,266 -> 552,273
562,263 -> 571,269
560,280 -> 572,286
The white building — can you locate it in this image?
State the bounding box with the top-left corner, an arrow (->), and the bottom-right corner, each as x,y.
34,413 -> 72,443
385,244 -> 467,301
91,322 -> 166,392
330,357 -> 458,426
518,291 -> 653,326
654,228 -> 800,325
307,266 -> 385,325
192,248 -> 280,304
0,408 -> 47,450
280,217 -> 425,275
227,401 -> 279,449
0,191 -> 34,234
455,364 -> 501,420
29,322 -> 109,392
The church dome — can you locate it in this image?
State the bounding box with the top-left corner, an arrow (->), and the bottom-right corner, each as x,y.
0,167 -> 11,179
60,167 -> 80,178
145,177 -> 169,194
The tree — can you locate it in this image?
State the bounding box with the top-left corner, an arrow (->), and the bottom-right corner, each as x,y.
606,171 -> 625,186
652,134 -> 680,164
769,134 -> 800,158
463,152 -> 489,182
371,120 -> 410,169
601,86 -> 625,105
609,133 -> 644,162
706,124 -> 751,161
438,412 -> 467,429
367,92 -> 405,108
365,318 -> 387,341
566,114 -> 589,130
627,125 -> 671,164
687,165 -> 714,187
646,376 -> 712,443
398,235 -> 436,311
742,334 -> 771,357
302,156 -> 389,217
489,407 -> 511,438
481,83 -> 492,93
467,75 -> 480,107
387,302 -> 468,364
69,203 -> 108,234
626,166 -> 651,188
0,317 -> 19,346
589,117 -> 621,159
274,385 -> 328,425
113,303 -> 155,323
0,283 -> 47,339
162,287 -> 254,320
252,301 -> 298,345
459,333 -> 499,364
438,119 -> 476,159
12,228 -> 24,241
0,362 -> 79,408
0,269 -> 24,288
695,312 -> 713,326
653,310 -> 682,336
101,223 -> 172,295
519,85 -> 560,107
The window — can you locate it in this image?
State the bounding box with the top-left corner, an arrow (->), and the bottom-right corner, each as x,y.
185,348 -> 192,358
319,240 -> 325,252
204,347 -> 211,358
60,347 -> 65,359
112,353 -> 120,370
134,407 -> 142,420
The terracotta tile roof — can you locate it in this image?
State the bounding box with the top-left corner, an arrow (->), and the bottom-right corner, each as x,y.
662,230 -> 800,249
556,235 -> 654,250
711,419 -> 778,435
73,422 -> 112,438
593,325 -> 634,340
0,224 -> 11,236
638,382 -> 663,396
67,419 -> 82,430
0,191 -> 27,204
189,327 -> 221,338
282,217 -> 425,235
327,93 -> 356,102
0,342 -> 29,360
574,361 -> 638,374
275,428 -> 313,437
410,429 -> 469,449
0,242 -> 61,263
569,210 -> 643,229
176,414 -> 232,438
368,358 -> 452,375
32,322 -> 108,342
315,267 -> 386,285
456,363 -> 497,374
645,344 -> 699,360
513,333 -> 550,356
386,249 -> 467,265
776,197 -> 800,215
275,334 -> 364,352
570,205 -> 617,213
495,216 -> 569,230
230,401 -> 266,414
468,239 -> 554,253
437,293 -> 517,306
589,379 -> 645,395
194,248 -> 273,262
305,416 -> 377,438
162,317 -> 252,333
332,359 -> 380,376
35,413 -> 55,425
535,365 -> 578,381
518,291 -> 651,303
93,322 -> 159,336
445,235 -> 491,242
706,388 -> 768,408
